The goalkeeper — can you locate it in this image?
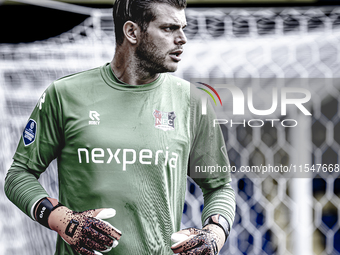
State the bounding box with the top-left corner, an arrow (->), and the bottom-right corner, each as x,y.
4,0 -> 236,254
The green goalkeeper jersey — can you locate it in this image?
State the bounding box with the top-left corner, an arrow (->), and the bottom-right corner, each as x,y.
5,63 -> 235,255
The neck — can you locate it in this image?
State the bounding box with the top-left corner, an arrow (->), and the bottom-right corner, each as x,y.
111,46 -> 159,85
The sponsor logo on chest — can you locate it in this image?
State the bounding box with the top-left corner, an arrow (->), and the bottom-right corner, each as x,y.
77,147 -> 179,171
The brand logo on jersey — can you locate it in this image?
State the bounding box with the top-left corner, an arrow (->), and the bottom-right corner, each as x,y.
153,110 -> 176,131
37,92 -> 46,110
23,119 -> 37,146
89,111 -> 100,125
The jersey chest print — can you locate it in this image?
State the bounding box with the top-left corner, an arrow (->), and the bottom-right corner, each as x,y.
76,108 -> 180,171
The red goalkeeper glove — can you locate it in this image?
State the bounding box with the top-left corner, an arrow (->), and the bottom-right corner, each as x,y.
34,198 -> 122,255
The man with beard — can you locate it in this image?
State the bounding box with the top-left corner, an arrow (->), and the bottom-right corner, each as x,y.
5,0 -> 236,254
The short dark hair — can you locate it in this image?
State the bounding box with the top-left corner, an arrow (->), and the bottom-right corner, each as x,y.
113,0 -> 187,45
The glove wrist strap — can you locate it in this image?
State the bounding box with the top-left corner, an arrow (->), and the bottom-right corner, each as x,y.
34,198 -> 63,229
203,214 -> 230,243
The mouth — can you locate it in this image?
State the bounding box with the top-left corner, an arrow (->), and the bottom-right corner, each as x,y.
169,49 -> 183,62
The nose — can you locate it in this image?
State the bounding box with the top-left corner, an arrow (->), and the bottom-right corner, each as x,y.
175,29 -> 187,45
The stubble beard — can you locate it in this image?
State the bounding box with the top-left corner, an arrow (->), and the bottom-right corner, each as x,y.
135,31 -> 177,75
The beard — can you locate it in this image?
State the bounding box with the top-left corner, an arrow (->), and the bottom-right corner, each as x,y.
135,31 -> 178,74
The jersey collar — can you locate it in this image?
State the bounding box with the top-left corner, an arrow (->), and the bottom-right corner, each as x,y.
100,63 -> 165,91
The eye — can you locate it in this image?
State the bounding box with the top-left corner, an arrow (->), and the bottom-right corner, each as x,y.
162,25 -> 181,33
163,27 -> 174,32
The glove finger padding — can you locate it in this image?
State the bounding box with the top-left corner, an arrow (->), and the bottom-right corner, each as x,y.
48,206 -> 122,255
94,209 -> 122,250
179,244 -> 215,255
75,246 -> 103,255
171,228 -> 218,255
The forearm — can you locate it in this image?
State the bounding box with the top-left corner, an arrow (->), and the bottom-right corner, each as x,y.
201,183 -> 236,230
4,160 -> 49,220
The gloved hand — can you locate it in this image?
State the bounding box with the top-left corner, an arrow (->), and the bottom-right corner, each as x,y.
171,224 -> 226,255
34,198 -> 122,255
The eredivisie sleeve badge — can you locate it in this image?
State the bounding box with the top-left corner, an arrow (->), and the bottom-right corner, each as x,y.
153,110 -> 176,131
23,119 -> 37,146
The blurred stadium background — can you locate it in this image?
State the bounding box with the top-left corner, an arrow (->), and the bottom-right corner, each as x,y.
1,0 -> 340,254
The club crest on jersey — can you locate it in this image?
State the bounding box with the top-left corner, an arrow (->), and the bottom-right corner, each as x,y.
23,119 -> 37,146
153,110 -> 176,131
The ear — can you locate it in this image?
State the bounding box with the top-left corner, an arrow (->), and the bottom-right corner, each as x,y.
123,21 -> 139,45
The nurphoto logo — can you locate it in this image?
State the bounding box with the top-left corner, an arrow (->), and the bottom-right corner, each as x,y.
196,81 -> 312,128
196,82 -> 223,106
